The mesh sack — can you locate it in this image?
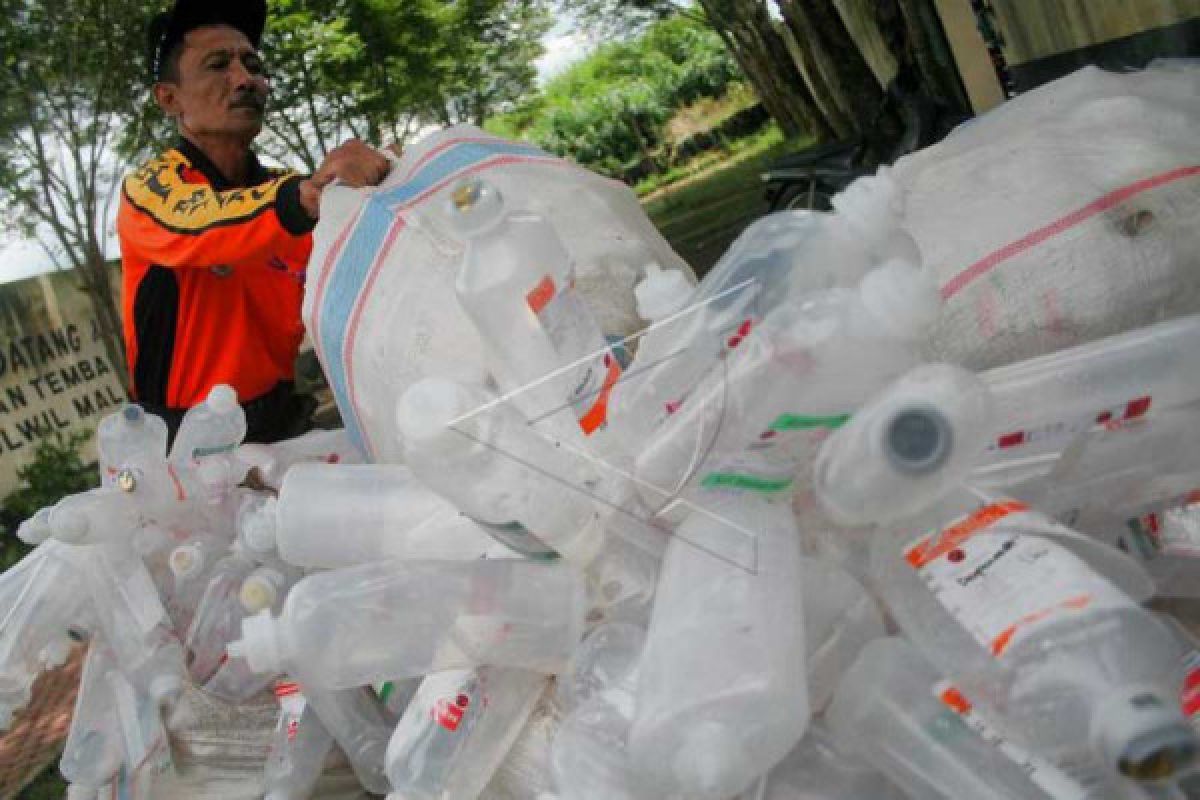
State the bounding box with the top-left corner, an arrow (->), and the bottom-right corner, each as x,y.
890,62 -> 1200,370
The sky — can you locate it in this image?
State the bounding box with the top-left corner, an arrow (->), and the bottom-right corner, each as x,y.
0,25 -> 594,285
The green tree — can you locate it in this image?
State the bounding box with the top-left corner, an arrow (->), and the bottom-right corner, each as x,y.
0,432 -> 96,570
261,0 -> 551,169
0,0 -> 160,388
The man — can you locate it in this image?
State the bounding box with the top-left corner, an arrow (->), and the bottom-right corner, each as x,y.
118,0 -> 391,442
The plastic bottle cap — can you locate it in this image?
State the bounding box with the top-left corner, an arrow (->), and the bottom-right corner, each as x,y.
206,385 -> 239,414
884,407 -> 952,475
16,516 -> 50,545
240,570 -> 283,613
227,610 -> 284,673
859,258 -> 941,339
395,378 -> 476,445
240,499 -> 278,555
446,178 -> 505,238
169,545 -> 204,580
634,264 -> 693,323
121,404 -> 144,424
1091,687 -> 1198,781
673,721 -> 745,795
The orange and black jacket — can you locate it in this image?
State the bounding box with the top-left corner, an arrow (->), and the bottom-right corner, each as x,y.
118,139 -> 315,427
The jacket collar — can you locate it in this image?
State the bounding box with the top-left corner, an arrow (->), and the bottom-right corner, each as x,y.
174,137 -> 270,190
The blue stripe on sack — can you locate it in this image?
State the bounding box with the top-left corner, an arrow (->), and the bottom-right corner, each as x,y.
318,139 -> 551,452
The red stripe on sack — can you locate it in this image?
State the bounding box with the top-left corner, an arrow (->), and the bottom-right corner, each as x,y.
941,165 -> 1200,300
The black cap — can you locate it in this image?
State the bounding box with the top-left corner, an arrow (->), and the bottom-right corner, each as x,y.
147,0 -> 267,82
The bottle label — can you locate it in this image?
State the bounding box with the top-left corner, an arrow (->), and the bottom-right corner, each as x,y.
1181,650 -> 1200,719
467,517 -> 560,560
1121,491 -> 1200,561
990,395 -> 1151,453
699,412 -> 849,494
526,274 -> 621,435
906,500 -> 1129,656
935,681 -> 1097,799
274,681 -> 306,742
387,670 -> 485,792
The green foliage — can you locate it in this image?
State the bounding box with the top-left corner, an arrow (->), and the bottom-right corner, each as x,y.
489,13 -> 741,179
0,432 -> 96,571
262,0 -> 551,169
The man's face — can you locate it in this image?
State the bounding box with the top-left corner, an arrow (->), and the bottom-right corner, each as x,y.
154,25 -> 269,141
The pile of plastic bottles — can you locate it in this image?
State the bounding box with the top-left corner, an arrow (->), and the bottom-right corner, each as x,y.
6,163 -> 1200,800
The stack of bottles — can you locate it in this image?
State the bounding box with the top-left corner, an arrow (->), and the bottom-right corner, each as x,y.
7,174 -> 1200,800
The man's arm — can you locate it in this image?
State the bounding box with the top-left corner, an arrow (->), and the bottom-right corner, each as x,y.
119,157 -> 313,269
120,141 -> 392,269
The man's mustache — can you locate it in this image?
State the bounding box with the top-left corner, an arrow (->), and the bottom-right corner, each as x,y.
230,93 -> 267,111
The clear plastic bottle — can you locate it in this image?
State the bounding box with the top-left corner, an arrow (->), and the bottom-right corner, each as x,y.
43,487 -> 142,546
263,682 -> 335,800
551,689 -> 648,800
184,552 -> 256,682
827,637 -> 1060,800
237,427 -> 365,490
229,558 -> 586,690
164,534 -> 228,634
814,363 -> 996,527
1027,404 -> 1200,598
60,643 -> 126,793
556,622 -> 645,713
633,260 -> 938,523
384,667 -> 547,800
758,721 -> 907,800
0,540 -> 92,706
170,384 -> 247,465
800,557 -> 885,713
272,463 -> 496,569
608,211 -> 880,460
97,404 -> 168,487
629,493 -> 808,799
978,312 -> 1200,464
303,684 -> 393,795
872,489 -> 1197,784
77,543 -> 186,706
448,178 -> 618,446
395,377 -> 613,566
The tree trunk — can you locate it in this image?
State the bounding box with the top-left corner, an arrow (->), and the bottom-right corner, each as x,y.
80,247 -> 129,395
698,0 -> 833,142
897,0 -> 971,112
776,0 -> 900,150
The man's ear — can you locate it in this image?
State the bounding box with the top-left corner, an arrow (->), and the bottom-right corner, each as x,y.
153,82 -> 181,118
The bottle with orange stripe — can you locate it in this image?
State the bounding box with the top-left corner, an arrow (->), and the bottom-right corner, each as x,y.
448,178 -> 622,458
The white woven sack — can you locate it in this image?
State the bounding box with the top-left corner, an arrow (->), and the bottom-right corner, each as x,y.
304,125 -> 694,464
890,62 -> 1200,370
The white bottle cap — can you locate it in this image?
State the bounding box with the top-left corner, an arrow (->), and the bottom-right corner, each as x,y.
16,509 -> 52,545
240,568 -> 284,613
634,264 -> 693,323
240,497 -> 278,556
206,384 -> 239,414
1091,685 -> 1198,781
859,258 -> 941,340
227,610 -> 285,674
121,404 -> 145,425
169,544 -> 205,581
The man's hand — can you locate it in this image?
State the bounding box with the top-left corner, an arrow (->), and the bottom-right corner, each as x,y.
298,139 -> 392,219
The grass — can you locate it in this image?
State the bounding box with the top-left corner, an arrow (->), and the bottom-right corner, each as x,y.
640,124 -> 812,277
